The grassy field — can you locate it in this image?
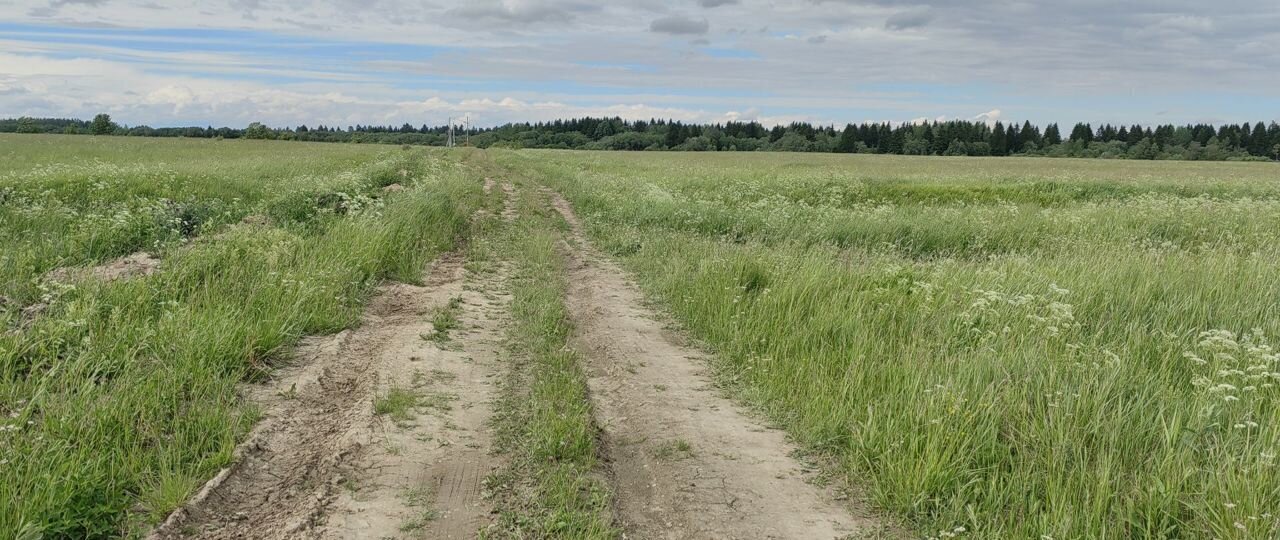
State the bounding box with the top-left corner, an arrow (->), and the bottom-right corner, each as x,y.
498,150 -> 1280,539
6,134 -> 1279,539
0,135 -> 482,537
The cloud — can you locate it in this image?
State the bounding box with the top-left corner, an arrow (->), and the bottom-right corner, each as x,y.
444,0 -> 598,26
3,0 -> 1280,127
51,0 -> 109,6
0,51 -> 840,128
1153,15 -> 1214,34
884,8 -> 933,30
650,15 -> 709,35
972,109 -> 1002,125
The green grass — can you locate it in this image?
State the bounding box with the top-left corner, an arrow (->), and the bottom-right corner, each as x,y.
484,180 -> 615,539
423,296 -> 464,343
0,135 -> 482,537
374,387 -> 423,423
651,439 -> 694,461
10,135 -> 1279,539
399,485 -> 441,533
497,149 -> 1280,539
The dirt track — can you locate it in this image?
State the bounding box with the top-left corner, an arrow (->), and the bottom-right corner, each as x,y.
151,243 -> 512,539
153,174 -> 889,539
547,189 -> 889,540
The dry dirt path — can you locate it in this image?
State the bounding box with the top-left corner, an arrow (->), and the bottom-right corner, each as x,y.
151,202 -> 515,539
545,190 -> 889,540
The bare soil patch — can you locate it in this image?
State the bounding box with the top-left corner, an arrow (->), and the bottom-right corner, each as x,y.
46,251 -> 161,283
500,183 -> 517,222
150,251 -> 512,539
547,190 -> 893,540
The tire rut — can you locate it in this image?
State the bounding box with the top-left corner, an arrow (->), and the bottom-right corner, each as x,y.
152,209 -> 514,539
544,189 -> 892,540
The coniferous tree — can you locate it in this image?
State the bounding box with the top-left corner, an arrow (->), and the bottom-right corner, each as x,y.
1043,123 -> 1062,146
1069,123 -> 1094,143
1248,121 -> 1269,156
664,123 -> 685,148
835,124 -> 858,153
1020,121 -> 1040,150
989,122 -> 1008,156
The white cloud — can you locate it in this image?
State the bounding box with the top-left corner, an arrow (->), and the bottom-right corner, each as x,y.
2,0 -> 1279,127
973,109 -> 1001,126
0,51 -> 838,127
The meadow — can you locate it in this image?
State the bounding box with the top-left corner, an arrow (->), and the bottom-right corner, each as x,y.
4,134 -> 1279,539
498,150 -> 1280,539
0,135 -> 481,537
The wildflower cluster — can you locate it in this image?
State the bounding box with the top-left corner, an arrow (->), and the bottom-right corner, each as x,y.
960,284 -> 1078,343
0,399 -> 33,468
1185,328 -> 1279,431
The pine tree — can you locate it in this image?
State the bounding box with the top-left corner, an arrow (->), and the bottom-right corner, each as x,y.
664,123 -> 685,148
1248,121 -> 1269,156
1020,120 -> 1041,149
835,124 -> 858,153
1069,123 -> 1093,143
1007,122 -> 1022,153
1044,123 -> 1062,146
989,122 -> 1008,156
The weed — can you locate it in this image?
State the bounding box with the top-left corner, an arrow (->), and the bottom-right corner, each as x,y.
652,439 -> 695,461
483,183 -> 615,539
398,508 -> 440,532
423,296 -> 464,343
398,485 -> 440,531
374,386 -> 421,423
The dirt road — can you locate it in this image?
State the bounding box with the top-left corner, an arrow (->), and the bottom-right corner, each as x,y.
154,175 -> 889,539
547,189 -> 889,540
151,214 -> 514,540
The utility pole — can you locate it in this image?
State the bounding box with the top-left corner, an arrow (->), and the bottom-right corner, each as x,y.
447,116 -> 454,148
464,114 -> 471,147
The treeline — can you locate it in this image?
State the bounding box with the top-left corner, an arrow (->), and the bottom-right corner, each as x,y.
4,114 -> 1279,161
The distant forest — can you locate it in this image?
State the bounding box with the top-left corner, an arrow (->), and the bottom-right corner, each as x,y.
4,114 -> 1279,161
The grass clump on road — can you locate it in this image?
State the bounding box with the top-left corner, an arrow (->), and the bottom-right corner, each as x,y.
423,296 -> 464,344
374,387 -> 422,423
485,183 -> 615,539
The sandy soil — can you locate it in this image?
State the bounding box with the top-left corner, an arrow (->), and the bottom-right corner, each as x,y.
150,248 -> 512,539
46,251 -> 161,283
547,189 -> 893,540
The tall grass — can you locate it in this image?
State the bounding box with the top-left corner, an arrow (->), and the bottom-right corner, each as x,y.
0,135 -> 410,312
499,150 -> 1280,539
0,136 -> 481,537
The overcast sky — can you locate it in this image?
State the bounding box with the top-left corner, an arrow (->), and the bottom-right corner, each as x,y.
1,0 -> 1278,128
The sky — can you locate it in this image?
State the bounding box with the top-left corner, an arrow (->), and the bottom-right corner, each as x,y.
1,0 -> 1278,128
